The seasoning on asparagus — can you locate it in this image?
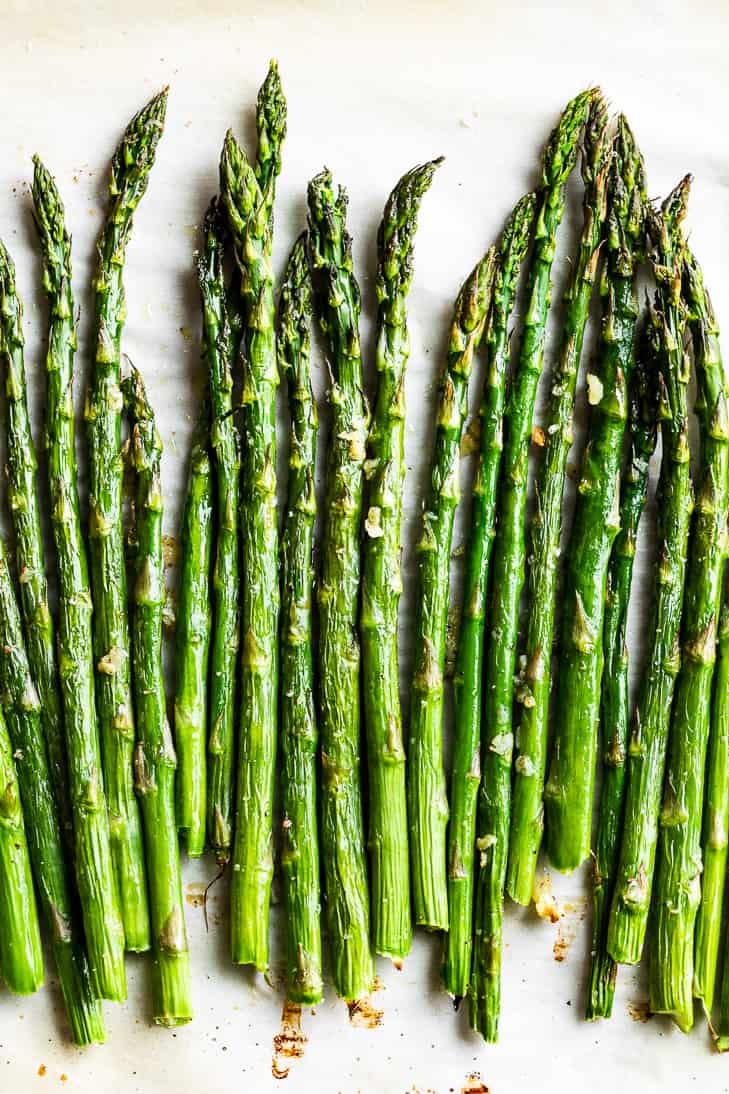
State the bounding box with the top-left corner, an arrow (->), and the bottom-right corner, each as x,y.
0,241 -> 71,855
174,403 -> 213,857
30,159 -> 128,1000
278,233 -> 323,1005
711,595 -> 729,1051
683,250 -> 729,1014
407,244 -> 498,933
469,88 -> 593,1044
124,365 -> 192,1026
444,192 -> 535,1000
197,200 -> 239,861
361,157 -> 442,962
507,94 -> 610,905
545,115 -> 647,873
0,537 -> 104,1040
607,183 -> 692,973
308,168 -> 374,1000
221,61 -> 285,971
587,319 -> 659,1020
649,227 -> 728,1031
86,92 -> 168,952
0,701 -> 43,995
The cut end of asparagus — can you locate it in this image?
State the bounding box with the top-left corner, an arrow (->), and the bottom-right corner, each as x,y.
153,952 -> 193,1027
606,905 -> 647,967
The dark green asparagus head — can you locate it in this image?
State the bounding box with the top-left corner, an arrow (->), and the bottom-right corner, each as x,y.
255,59 -> 287,201
603,116 -> 648,281
31,156 -> 72,296
0,239 -> 24,352
647,175 -> 691,304
109,87 -> 169,213
278,232 -> 313,392
682,249 -> 729,442
376,157 -> 443,319
631,311 -> 661,450
122,363 -> 163,478
497,192 -> 537,286
447,245 -> 497,379
220,129 -> 264,252
307,168 -> 362,363
540,87 -> 596,193
197,196 -> 226,296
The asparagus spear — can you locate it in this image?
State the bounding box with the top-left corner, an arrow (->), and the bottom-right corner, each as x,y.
361,157 -> 441,962
197,200 -> 239,861
0,538 -> 104,1040
0,241 -> 71,855
407,244 -> 498,932
469,89 -> 592,1044
607,184 -> 692,970
649,232 -> 728,1030
175,403 -> 213,856
587,319 -> 659,1020
221,62 -> 285,972
87,91 -> 168,951
443,192 -> 535,999
711,595 -> 729,1050
31,158 -> 127,1000
278,233 -> 323,1005
545,116 -> 647,872
0,701 -> 43,995
507,94 -> 610,905
124,366 -> 192,1026
307,168 -> 374,1000
685,251 -> 729,1013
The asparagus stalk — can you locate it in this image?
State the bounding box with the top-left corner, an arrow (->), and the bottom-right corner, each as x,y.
711,595 -> 729,1050
649,233 -> 728,1029
307,168 -> 374,1000
361,157 -> 441,962
87,91 -> 168,951
685,251 -> 729,1013
0,538 -> 104,1040
507,94 -> 610,905
443,192 -> 535,999
174,404 -> 213,856
587,319 -> 659,1020
0,241 -> 71,856
0,701 -> 43,995
221,62 -> 285,971
545,116 -> 647,872
124,366 -> 192,1026
469,89 -> 592,1044
197,200 -> 239,861
407,244 -> 498,932
607,183 -> 692,971
278,233 -> 323,1005
30,159 -> 127,1000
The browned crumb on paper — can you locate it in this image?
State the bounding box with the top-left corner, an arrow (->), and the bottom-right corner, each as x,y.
347,995 -> 384,1029
553,919 -> 577,963
162,535 -> 179,568
531,425 -> 546,447
462,1073 -> 489,1094
37,1065 -> 46,1077
185,882 -> 206,908
627,999 -> 652,1023
271,1001 -> 307,1080
533,872 -> 560,923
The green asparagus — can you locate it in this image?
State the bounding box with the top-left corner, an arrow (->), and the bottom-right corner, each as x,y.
685,250 -> 729,1014
649,228 -> 728,1030
197,200 -> 239,860
308,168 -> 374,1000
469,89 -> 592,1044
444,192 -> 535,999
124,365 -> 192,1026
175,404 -> 213,857
545,116 -> 647,873
221,70 -> 285,973
0,241 -> 71,855
0,701 -> 43,995
507,94 -> 610,905
30,159 -> 127,1000
587,319 -> 659,1019
408,244 -> 498,932
87,92 -> 168,951
361,157 -> 441,962
278,233 -> 322,1005
711,595 -> 729,1050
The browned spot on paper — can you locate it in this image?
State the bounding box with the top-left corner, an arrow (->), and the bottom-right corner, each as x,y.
553,922 -> 575,962
38,1065 -> 46,1077
531,425 -> 546,447
347,995 -> 384,1028
372,975 -> 385,992
628,999 -> 652,1023
185,882 -> 206,908
60,1077 -> 68,1084
533,873 -> 560,923
462,1073 -> 489,1094
392,958 -> 403,971
162,535 -> 179,567
271,1001 -> 306,1080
